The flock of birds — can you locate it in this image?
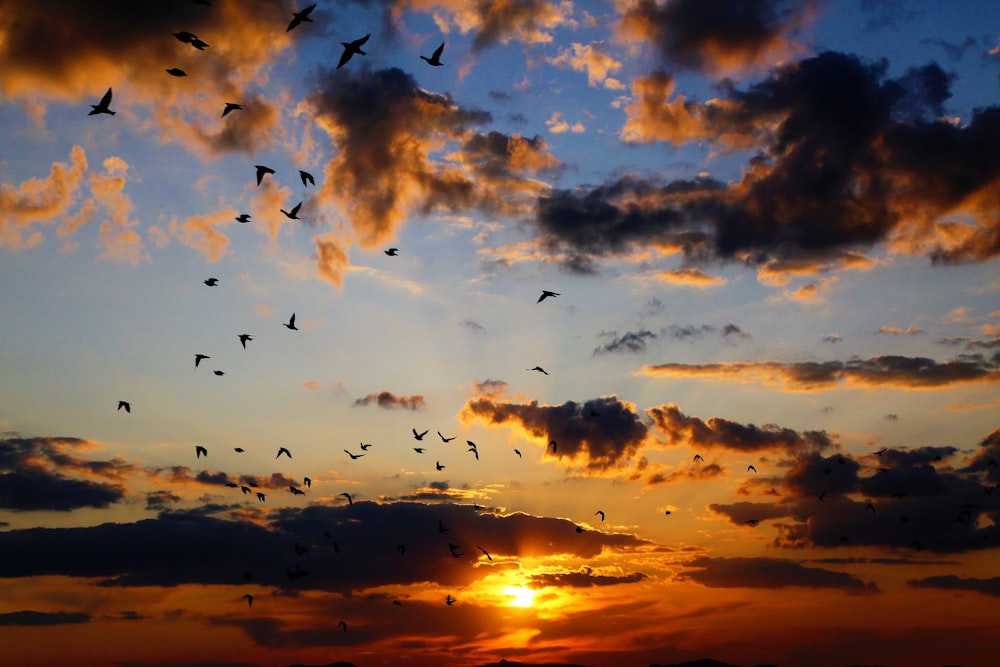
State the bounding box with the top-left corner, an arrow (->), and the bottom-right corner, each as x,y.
78,0 -> 1000,646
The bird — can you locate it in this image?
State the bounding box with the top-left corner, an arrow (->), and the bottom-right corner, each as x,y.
438,520 -> 450,533
865,501 -> 877,514
339,492 -> 353,505
222,103 -> 243,117
745,519 -> 760,527
359,442 -> 372,451
235,214 -> 251,223
384,248 -> 398,256
420,41 -> 445,66
89,88 -> 115,116
195,445 -> 207,458
438,432 -> 456,442
304,477 -> 311,488
276,447 -> 292,459
747,464 -> 758,474
435,461 -> 445,471
476,545 -> 492,560
576,525 -> 585,533
117,400 -> 131,413
234,447 -> 245,453
255,165 -> 275,186
817,491 -> 827,501
190,38 -> 209,50
664,510 -> 672,516
467,447 -> 479,461
548,441 -> 557,453
448,543 -> 463,558
345,448 -> 365,460
290,485 -> 305,495
875,448 -> 888,456
294,542 -> 309,555
172,31 -> 197,44
166,68 -> 187,77
242,594 -> 253,607
280,201 -> 302,219
397,544 -> 406,555
243,571 -> 252,582
537,290 -> 560,303
413,428 -> 428,440
693,454 -> 704,463
527,366 -> 548,375
287,3 -> 316,31
338,620 -> 347,631
194,354 -> 210,368
413,447 -> 425,454
256,492 -> 266,502
337,33 -> 370,69
213,370 -> 225,376
238,334 -> 253,348
204,278 -> 219,286
240,486 -> 251,495
299,170 -> 315,187
446,595 -> 456,606
393,600 -> 402,606
283,313 -> 298,330
514,449 -> 521,458
595,510 -> 605,522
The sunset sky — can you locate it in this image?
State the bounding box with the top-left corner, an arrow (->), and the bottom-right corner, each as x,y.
1,1 -> 999,666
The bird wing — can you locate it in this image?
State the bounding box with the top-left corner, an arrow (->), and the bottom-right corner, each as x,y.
354,33 -> 371,47
100,88 -> 113,107
433,42 -> 444,60
336,47 -> 353,69
290,202 -> 301,216
289,313 -> 296,326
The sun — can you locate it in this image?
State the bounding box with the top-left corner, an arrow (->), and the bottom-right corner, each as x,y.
503,585 -> 536,608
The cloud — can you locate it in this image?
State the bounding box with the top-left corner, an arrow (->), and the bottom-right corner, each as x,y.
353,391 -> 427,410
0,611 -> 91,626
409,0 -> 575,52
640,355 -> 1000,390
619,0 -> 816,75
167,208 -> 235,262
644,462 -> 725,486
908,575 -> 1000,597
545,42 -> 624,89
679,556 -> 880,593
470,379 -> 508,398
648,403 -> 833,453
592,330 -> 657,356
313,233 -> 350,289
527,567 -> 647,588
460,396 -> 650,470
656,267 -> 727,287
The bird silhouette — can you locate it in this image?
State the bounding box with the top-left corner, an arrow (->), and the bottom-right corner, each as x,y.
287,3 -> 316,31
242,594 -> 253,607
446,594 -> 456,606
393,600 -> 402,606
576,525 -> 585,533
476,545 -> 492,560
283,313 -> 298,330
337,33 -> 370,69
548,441 -> 557,453
234,447 -> 245,453
420,41 -> 445,66
222,103 -> 243,117
240,486 -> 251,495
866,501 -> 877,514
235,214 -> 251,223
339,492 -> 353,505
747,464 -> 758,473
338,620 -> 347,631
280,201 -> 302,219
276,447 -> 292,459
89,88 -> 115,116
436,461 -> 445,471
413,428 -> 428,440
744,519 -> 759,526
255,165 -> 275,186
664,510 -> 672,515
595,510 -> 605,522
190,38 -> 209,50
397,544 -> 406,555
384,248 -> 398,256
693,454 -> 704,463
204,278 -> 219,286
514,449 -> 521,458
117,400 -> 131,413
413,447 -> 425,454
344,449 -> 364,460
817,491 -> 827,501
194,354 -> 209,367
875,448 -> 888,456
290,485 -> 305,495
438,431 -> 456,442
304,477 -> 312,488
299,170 -> 315,187
195,445 -> 207,458
256,492 -> 266,502
537,290 -> 560,303
467,447 -> 479,461
448,543 -> 463,558
172,31 -> 197,44
527,366 -> 549,375
166,68 -> 187,77
438,520 -> 450,533
359,442 -> 372,451
213,370 -> 225,376
238,334 -> 253,348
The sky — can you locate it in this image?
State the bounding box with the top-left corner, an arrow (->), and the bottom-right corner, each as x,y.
1,1 -> 999,666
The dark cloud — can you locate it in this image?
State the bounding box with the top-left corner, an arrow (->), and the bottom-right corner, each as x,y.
145,490 -> 181,510
679,556 -> 880,593
708,501 -> 794,525
642,354 -> 1000,390
936,336 -> 1000,350
471,379 -> 508,398
0,610 -> 90,626
527,567 -> 647,588
592,330 -> 657,355
907,575 -> 1000,597
874,446 -> 957,468
620,0 -> 816,75
460,319 -> 487,334
821,334 -> 843,344
648,403 -> 833,453
353,391 -> 426,410
645,462 -> 725,486
666,324 -> 716,341
460,396 -> 650,470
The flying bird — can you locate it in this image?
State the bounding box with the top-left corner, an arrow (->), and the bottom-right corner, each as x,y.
240,486 -> 251,495
340,492 -> 353,505
190,38 -> 209,50
438,520 -> 450,533
467,447 -> 479,461
276,446 -> 292,459
476,545 -> 492,560
280,201 -> 302,219
256,492 -> 266,502
448,543 -> 463,558
359,442 -> 372,451
344,449 -> 365,460
255,165 -> 275,186
213,370 -> 225,376
338,620 -> 347,631
514,449 -> 521,458
283,313 -> 298,330
438,431 -> 456,442
195,445 -> 207,458
287,3 -> 316,31
595,510 -> 605,522
194,354 -> 210,367
413,447 -> 425,454
234,447 -> 244,453
693,454 -> 704,463
117,400 -> 131,413
242,594 -> 253,607
527,366 -> 548,375
235,214 -> 251,223
165,68 -> 187,77
548,441 -> 557,453
337,33 -> 370,69
204,278 -> 219,286
413,428 -> 428,440
817,491 -> 827,501
290,485 -> 305,495
865,501 -> 877,514
222,102 -> 243,117
172,31 -> 197,43
304,477 -> 311,488
747,464 -> 758,474
89,88 -> 115,116
238,334 -> 253,348
436,461 -> 445,471
420,41 -> 445,66
446,595 -> 456,606
537,290 -> 559,303
384,248 -> 398,256
744,519 -> 760,527
299,170 -> 315,187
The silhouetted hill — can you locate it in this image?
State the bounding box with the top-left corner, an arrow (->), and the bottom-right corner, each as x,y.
288,662 -> 359,667
649,660 -> 743,667
475,661 -> 590,667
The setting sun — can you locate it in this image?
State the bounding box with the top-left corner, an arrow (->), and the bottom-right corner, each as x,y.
503,586 -> 536,608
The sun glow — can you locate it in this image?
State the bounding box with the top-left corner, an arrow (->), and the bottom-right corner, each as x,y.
503,585 -> 536,607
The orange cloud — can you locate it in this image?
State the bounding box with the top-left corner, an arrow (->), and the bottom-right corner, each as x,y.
313,233 -> 350,289
656,267 -> 727,287
545,42 -> 624,89
168,208 -> 235,262
91,156 -> 147,265
406,0 -> 575,51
